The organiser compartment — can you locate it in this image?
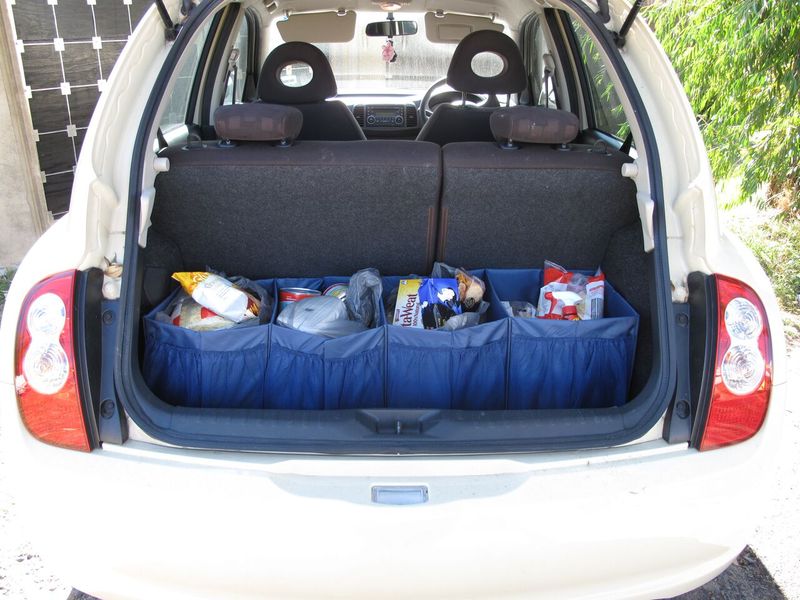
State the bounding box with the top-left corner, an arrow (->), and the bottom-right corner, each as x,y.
267,277 -> 385,410
382,270 -> 505,410
142,282 -> 273,409
485,268 -> 638,409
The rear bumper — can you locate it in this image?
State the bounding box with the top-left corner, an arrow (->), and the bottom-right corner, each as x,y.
1,381 -> 785,600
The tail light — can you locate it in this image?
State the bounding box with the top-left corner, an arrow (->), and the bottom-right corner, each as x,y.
699,275 -> 772,451
14,270 -> 91,452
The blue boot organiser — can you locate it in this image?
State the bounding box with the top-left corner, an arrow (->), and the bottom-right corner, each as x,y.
484,269 -> 639,410
142,269 -> 638,411
142,279 -> 275,409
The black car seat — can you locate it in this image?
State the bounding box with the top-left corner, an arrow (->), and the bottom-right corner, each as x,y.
416,30 -> 527,145
257,42 -> 365,141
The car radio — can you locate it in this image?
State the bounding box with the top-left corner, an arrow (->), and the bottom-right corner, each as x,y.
365,105 -> 405,127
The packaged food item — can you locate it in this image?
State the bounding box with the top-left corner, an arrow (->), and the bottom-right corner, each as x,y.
536,260 -> 605,320
393,278 -> 461,329
168,295 -> 236,331
431,262 -> 486,312
279,287 -> 321,312
323,283 -> 349,302
172,272 -> 260,323
277,295 -> 366,338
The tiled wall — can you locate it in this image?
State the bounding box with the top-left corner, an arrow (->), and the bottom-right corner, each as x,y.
10,0 -> 151,217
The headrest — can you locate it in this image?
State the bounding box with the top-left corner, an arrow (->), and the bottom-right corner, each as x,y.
258,42 -> 337,104
214,103 -> 303,143
490,106 -> 580,145
446,30 -> 527,95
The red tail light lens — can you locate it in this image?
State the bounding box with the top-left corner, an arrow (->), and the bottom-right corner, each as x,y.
14,270 -> 91,452
699,275 -> 772,451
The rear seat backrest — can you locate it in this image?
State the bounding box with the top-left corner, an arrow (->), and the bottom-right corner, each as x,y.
151,103 -> 441,279
438,105 -> 639,270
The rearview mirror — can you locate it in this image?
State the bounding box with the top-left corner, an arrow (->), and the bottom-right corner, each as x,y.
365,20 -> 418,37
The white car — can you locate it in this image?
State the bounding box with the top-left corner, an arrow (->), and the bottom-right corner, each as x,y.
0,0 -> 785,598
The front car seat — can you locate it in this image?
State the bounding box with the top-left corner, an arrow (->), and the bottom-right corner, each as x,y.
258,42 -> 365,141
416,30 -> 527,145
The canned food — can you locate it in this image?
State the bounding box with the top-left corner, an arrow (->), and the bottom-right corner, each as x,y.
279,287 -> 321,313
322,283 -> 348,302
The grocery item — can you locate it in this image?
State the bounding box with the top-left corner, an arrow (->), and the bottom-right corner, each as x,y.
345,268 -> 382,329
536,260 -> 605,320
393,278 -> 461,329
501,301 -> 535,318
431,262 -> 486,312
172,272 -> 260,323
277,295 -> 366,338
323,283 -> 348,302
168,295 -> 235,331
279,287 -> 321,312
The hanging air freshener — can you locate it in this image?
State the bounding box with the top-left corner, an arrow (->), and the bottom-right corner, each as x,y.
381,39 -> 397,63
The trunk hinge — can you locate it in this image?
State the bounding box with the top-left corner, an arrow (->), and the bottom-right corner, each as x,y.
153,0 -> 195,42
594,0 -> 645,48
663,303 -> 692,444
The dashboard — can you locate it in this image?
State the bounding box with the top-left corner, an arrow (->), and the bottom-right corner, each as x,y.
341,95 -> 422,138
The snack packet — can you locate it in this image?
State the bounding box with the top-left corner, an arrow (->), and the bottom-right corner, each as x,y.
168,294 -> 235,331
431,262 -> 486,312
172,272 -> 260,323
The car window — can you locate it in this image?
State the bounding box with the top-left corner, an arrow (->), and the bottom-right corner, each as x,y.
160,20 -> 214,133
520,14 -> 558,108
223,17 -> 250,104
569,17 -> 629,139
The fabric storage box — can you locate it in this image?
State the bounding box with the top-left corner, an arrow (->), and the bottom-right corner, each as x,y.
142,279 -> 275,409
381,271 -> 507,410
266,277 -> 385,410
142,268 -> 638,412
484,268 -> 639,409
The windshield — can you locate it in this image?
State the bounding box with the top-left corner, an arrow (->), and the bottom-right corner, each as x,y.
268,12 -> 454,94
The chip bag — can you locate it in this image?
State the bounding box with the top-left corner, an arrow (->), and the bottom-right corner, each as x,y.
168,294 -> 235,331
172,272 -> 260,323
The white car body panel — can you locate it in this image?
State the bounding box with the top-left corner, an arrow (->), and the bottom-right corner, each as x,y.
0,0 -> 786,597
0,379 -> 785,600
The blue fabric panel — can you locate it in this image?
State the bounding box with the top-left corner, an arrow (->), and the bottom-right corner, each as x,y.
386,319 -> 508,410
266,325 -> 326,409
507,318 -> 637,409
323,327 -> 385,409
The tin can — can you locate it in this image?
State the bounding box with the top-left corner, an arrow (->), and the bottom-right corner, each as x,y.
279,287 -> 321,313
322,283 -> 348,302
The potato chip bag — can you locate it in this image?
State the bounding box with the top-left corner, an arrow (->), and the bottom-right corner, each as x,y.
172,272 -> 259,323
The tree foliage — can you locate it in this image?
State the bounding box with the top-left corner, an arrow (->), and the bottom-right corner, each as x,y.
646,0 -> 800,208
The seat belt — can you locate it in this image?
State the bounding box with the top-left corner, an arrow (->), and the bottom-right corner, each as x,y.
221,48 -> 240,104
620,132 -> 634,155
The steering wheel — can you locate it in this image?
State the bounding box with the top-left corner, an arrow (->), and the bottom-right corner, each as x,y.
420,77 -> 490,123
